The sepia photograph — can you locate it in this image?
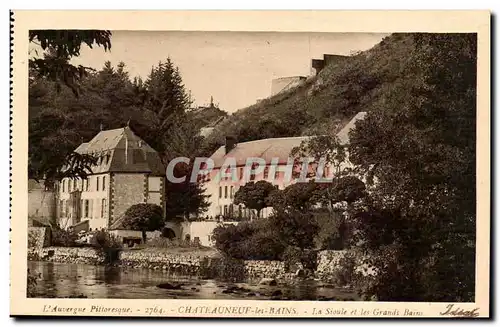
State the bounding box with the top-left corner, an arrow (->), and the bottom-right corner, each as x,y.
11,10 -> 490,318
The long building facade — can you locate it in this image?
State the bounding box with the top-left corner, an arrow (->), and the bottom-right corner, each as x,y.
203,112 -> 366,220
56,126 -> 166,231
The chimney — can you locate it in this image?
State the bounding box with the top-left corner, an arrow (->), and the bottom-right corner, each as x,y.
225,136 -> 236,154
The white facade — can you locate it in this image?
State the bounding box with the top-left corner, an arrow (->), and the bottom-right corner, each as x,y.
57,173 -> 111,231
165,221 -> 239,247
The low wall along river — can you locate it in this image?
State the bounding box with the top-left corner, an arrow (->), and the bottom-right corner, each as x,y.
28,247 -> 295,280
27,228 -> 367,300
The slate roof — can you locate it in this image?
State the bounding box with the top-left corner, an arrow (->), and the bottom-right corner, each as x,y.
75,127 -> 165,176
210,111 -> 366,169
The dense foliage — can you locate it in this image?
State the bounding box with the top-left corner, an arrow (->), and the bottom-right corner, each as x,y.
50,226 -> 79,247
213,33 -> 477,302
212,220 -> 285,260
346,33 -> 477,302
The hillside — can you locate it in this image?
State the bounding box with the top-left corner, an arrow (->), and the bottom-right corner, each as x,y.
188,104 -> 228,130
204,33 -> 416,149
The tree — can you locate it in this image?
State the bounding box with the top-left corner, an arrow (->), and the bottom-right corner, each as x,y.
272,181 -> 319,211
347,33 -> 476,301
29,30 -> 112,95
164,160 -> 209,220
133,61 -> 210,219
29,32 -> 115,186
291,132 -> 366,249
233,180 -> 278,219
121,203 -> 164,243
28,61 -> 137,186
269,208 -> 319,250
140,58 -> 192,153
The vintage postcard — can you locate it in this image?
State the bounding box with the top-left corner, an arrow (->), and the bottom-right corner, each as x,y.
10,10 -> 491,318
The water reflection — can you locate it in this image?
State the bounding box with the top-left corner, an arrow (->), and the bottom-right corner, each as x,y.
29,261 -> 358,300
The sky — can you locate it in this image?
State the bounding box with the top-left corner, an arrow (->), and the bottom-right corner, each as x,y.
71,31 -> 388,113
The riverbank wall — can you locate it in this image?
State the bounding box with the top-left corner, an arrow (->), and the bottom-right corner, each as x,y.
28,247 -> 370,282
27,247 -> 294,280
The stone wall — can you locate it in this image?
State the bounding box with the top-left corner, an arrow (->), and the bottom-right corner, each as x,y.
117,249 -> 211,275
28,227 -> 51,248
28,246 -> 106,265
241,260 -> 290,280
110,173 -> 146,223
27,246 -> 293,281
316,250 -> 376,281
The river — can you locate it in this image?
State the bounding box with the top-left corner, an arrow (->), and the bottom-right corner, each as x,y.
28,261 -> 359,301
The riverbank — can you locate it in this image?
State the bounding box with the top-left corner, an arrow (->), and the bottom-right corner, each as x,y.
28,246 -> 371,284
28,261 -> 360,300
28,246 -> 294,280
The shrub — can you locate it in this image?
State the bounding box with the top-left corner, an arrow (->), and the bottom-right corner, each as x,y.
281,246 -> 318,271
269,209 -> 319,250
51,227 -> 78,247
212,220 -> 284,260
90,230 -> 122,250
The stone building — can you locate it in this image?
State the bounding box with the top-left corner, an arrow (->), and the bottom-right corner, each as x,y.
56,126 -> 166,231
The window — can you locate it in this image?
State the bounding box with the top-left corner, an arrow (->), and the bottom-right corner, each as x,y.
101,199 -> 106,218
250,164 -> 257,181
85,178 -> 89,191
275,170 -> 280,179
230,186 -> 234,199
219,186 -> 222,198
84,200 -> 89,218
263,166 -> 269,179
219,206 -> 223,216
224,186 -> 228,199
239,168 -> 243,180
59,200 -> 64,217
224,205 -> 228,216
102,176 -> 106,191
68,179 -> 72,192
62,180 -> 65,193
89,199 -> 93,218
65,200 -> 69,217
96,176 -> 100,191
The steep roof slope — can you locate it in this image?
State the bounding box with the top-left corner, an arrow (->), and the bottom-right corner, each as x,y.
75,126 -> 165,175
